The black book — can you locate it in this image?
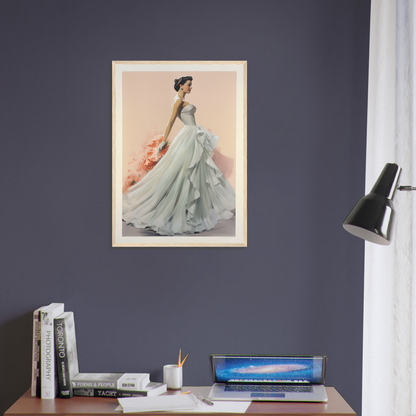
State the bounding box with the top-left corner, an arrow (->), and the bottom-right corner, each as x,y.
54,312 -> 79,398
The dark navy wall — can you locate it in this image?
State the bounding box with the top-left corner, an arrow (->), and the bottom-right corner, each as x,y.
0,1 -> 370,414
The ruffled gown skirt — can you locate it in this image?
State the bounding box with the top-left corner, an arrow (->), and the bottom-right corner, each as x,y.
122,124 -> 235,236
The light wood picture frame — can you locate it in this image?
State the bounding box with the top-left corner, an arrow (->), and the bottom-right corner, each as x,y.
112,61 -> 247,247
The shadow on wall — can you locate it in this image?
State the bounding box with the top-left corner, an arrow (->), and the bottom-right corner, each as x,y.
0,313 -> 32,414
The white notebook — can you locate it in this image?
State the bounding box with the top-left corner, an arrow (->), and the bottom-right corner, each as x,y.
118,394 -> 200,413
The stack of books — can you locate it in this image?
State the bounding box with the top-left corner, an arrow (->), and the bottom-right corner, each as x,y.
31,303 -> 167,399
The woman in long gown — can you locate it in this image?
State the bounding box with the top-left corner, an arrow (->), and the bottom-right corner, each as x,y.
122,75 -> 236,236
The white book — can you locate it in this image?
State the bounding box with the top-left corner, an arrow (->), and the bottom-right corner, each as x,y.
72,382 -> 167,398
72,373 -> 150,391
41,303 -> 64,399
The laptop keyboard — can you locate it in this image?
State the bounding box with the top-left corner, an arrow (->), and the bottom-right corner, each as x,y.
225,385 -> 313,393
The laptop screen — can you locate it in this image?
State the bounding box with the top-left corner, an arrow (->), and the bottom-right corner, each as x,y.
211,355 -> 326,384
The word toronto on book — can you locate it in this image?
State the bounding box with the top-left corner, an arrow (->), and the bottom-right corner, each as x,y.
31,303 -> 167,399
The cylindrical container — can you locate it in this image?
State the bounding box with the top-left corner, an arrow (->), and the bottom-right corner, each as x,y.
163,364 -> 183,390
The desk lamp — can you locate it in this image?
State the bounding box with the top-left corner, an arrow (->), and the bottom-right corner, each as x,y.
343,162 -> 416,245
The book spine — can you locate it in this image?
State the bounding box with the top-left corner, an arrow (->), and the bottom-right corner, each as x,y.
72,380 -> 118,389
73,388 -> 148,398
31,309 -> 42,397
41,310 -> 55,398
41,304 -> 64,399
55,317 -> 72,398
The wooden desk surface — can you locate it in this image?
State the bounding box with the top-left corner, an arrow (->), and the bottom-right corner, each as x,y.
5,387 -> 356,416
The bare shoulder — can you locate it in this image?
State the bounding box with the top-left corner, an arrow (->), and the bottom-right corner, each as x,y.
172,97 -> 184,109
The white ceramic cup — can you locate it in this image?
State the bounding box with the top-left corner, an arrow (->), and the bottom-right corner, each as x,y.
163,364 -> 183,389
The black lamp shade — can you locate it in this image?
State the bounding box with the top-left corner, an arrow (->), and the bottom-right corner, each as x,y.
343,163 -> 401,245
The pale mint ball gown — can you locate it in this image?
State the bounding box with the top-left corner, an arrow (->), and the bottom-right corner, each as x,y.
122,103 -> 236,236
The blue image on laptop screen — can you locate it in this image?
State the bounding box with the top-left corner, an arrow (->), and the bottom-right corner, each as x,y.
213,356 -> 325,384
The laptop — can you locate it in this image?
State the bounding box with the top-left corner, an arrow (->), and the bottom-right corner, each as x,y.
208,354 -> 328,402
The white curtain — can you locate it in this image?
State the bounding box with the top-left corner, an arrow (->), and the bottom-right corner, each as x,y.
363,1 -> 416,416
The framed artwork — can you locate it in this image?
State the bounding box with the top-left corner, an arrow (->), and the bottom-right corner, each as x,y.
112,61 -> 247,247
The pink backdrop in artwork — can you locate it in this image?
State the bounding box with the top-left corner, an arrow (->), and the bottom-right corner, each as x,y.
122,71 -> 237,189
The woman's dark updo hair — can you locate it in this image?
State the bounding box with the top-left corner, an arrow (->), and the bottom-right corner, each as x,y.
174,76 -> 193,92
